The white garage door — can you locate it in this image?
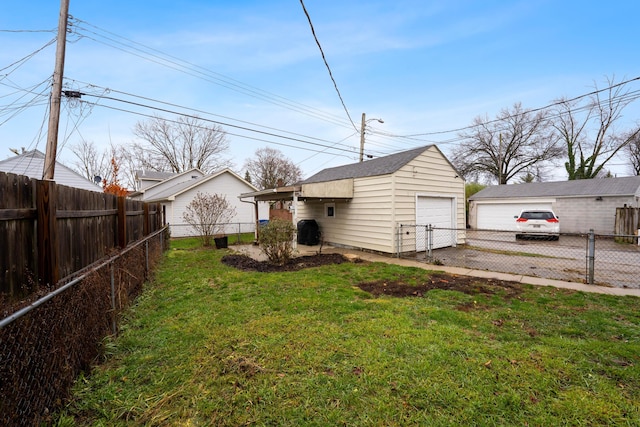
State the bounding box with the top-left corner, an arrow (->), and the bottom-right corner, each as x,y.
416,196 -> 455,250
477,202 -> 553,231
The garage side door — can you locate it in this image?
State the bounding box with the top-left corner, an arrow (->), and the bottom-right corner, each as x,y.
477,202 -> 553,231
416,196 -> 454,250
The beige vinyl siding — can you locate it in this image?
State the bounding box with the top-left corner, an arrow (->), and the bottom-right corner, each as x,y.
394,147 -> 466,231
298,175 -> 394,253
296,146 -> 465,253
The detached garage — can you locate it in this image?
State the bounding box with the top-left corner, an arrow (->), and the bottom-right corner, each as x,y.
469,177 -> 640,234
240,145 -> 466,255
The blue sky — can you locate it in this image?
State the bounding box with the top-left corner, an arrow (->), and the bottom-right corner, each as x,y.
1,0 -> 639,180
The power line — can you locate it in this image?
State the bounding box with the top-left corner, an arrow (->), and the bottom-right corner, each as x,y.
69,17 -> 356,130
0,38 -> 56,74
75,93 -> 360,158
298,0 -> 359,133
65,78 -> 363,155
0,29 -> 55,33
69,15 -> 640,159
0,78 -> 51,126
390,76 -> 640,139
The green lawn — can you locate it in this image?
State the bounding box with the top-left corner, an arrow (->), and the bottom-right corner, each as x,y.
60,238 -> 640,426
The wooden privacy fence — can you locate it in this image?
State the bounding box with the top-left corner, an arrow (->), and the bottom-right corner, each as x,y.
0,172 -> 163,296
615,207 -> 640,243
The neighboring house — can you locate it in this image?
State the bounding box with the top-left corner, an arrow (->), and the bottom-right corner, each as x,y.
134,170 -> 176,190
134,167 -> 268,238
131,168 -> 206,201
468,176 -> 640,234
0,149 -> 102,192
241,145 -> 466,254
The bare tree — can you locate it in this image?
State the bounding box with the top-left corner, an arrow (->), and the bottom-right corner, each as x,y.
243,147 -> 303,190
132,115 -> 229,174
69,140 -> 144,190
553,77 -> 639,180
452,103 -> 561,184
69,139 -> 111,184
625,127 -> 640,176
182,192 -> 236,247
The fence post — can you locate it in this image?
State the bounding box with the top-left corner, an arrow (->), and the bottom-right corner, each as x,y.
587,229 -> 595,285
117,196 -> 127,248
110,262 -> 117,335
36,180 -> 59,287
145,240 -> 149,280
427,224 -> 433,261
143,203 -> 149,236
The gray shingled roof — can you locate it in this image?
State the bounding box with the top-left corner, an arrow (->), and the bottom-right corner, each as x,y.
300,145 -> 434,184
470,176 -> 640,200
136,170 -> 176,181
145,175 -> 207,201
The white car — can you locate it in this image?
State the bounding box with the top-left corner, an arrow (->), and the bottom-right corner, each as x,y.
515,209 -> 560,240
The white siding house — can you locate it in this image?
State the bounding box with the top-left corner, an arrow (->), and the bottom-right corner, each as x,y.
135,170 -> 176,190
241,145 -> 465,254
468,177 -> 640,234
0,149 -> 102,192
137,168 -> 268,238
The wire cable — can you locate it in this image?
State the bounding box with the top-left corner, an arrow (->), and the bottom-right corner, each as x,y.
64,77 -> 362,154
0,38 -> 56,75
298,0 -> 359,133
75,95 -> 359,158
69,17 -> 356,130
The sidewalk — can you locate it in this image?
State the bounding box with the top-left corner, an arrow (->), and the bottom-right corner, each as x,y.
234,244 -> 640,298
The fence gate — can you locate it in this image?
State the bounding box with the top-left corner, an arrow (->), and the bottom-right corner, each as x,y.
398,224 -> 434,260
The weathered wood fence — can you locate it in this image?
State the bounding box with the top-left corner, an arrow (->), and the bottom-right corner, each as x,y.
614,207 -> 640,243
0,172 -> 163,297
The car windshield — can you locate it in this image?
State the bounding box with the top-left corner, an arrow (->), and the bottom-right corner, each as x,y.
521,211 -> 555,220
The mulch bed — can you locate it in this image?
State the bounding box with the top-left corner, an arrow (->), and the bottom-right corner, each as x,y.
221,253 -> 349,272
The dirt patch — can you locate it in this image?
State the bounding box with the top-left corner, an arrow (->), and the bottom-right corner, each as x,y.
221,253 -> 351,272
223,253 -> 523,301
357,274 -> 523,299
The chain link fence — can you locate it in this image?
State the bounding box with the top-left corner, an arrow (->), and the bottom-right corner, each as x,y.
398,225 -> 640,289
168,222 -> 256,242
0,227 -> 168,426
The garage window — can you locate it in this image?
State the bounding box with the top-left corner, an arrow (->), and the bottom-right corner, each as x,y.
325,203 -> 335,218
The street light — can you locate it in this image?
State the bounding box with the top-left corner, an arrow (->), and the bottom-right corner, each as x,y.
359,112 -> 384,162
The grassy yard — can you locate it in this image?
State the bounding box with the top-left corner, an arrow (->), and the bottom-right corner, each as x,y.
59,238 -> 640,426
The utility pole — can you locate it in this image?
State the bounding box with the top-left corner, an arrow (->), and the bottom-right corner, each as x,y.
359,112 -> 366,162
42,0 -> 70,180
359,113 -> 384,162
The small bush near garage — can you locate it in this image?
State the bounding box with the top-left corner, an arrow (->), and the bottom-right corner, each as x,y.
259,218 -> 296,265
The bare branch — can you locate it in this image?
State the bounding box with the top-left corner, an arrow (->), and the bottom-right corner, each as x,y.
452,103 -> 561,184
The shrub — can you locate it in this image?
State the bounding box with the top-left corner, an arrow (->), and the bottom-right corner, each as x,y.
259,218 -> 296,265
183,192 -> 236,247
